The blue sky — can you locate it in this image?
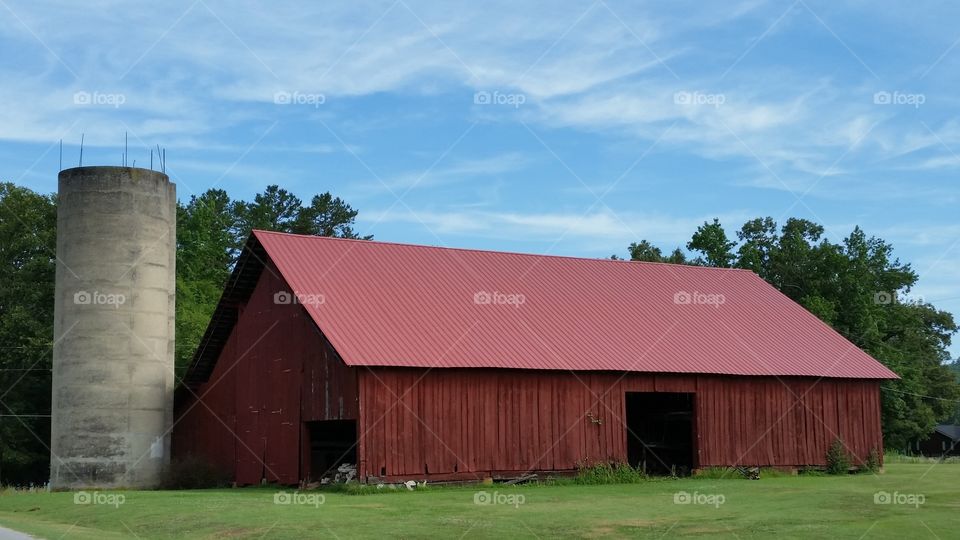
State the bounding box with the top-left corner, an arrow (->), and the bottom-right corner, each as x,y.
2,1 -> 958,356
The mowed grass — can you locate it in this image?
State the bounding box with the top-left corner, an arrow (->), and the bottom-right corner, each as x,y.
0,463 -> 957,539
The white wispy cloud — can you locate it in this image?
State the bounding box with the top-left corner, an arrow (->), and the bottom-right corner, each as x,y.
344,152 -> 530,198
361,206 -> 752,248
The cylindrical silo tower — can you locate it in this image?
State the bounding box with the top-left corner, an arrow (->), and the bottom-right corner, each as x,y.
51,166 -> 176,489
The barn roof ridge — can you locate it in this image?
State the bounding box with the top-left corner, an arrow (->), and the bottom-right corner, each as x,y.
251,229 -> 756,274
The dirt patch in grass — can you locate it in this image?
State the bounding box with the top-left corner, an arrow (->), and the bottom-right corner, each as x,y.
587,518 -> 675,537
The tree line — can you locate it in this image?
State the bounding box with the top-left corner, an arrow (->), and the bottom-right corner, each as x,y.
613,217 -> 960,449
0,181 -> 957,484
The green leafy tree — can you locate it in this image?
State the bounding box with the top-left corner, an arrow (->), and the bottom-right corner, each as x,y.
291,193 -> 368,238
234,185 -> 370,240
736,217 -> 777,278
946,359 -> 960,423
621,241 -> 686,264
664,248 -> 687,265
0,183 -> 56,484
948,359 -> 960,379
627,241 -> 664,262
874,301 -> 959,448
175,190 -> 239,375
687,218 -> 736,267
234,185 -> 303,234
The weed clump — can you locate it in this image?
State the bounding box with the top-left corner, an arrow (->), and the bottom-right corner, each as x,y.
573,462 -> 647,484
825,439 -> 851,475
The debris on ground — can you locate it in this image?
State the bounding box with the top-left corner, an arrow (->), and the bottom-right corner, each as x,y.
335,463 -> 358,483
504,473 -> 538,485
301,463 -> 359,488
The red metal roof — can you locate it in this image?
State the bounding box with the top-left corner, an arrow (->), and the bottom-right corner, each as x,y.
252,230 -> 898,379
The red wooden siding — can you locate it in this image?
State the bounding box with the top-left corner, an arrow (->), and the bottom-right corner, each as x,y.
173,262 -> 358,485
174,264 -> 884,484
358,369 -> 883,481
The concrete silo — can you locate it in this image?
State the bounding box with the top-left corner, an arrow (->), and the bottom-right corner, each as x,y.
51,166 -> 176,489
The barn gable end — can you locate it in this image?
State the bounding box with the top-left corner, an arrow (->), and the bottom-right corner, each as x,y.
174,258 -> 358,485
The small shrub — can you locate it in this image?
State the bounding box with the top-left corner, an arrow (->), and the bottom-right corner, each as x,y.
862,448 -> 881,473
825,439 -> 851,475
573,462 -> 647,484
159,456 -> 231,490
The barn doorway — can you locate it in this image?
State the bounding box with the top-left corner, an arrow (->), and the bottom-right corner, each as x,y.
305,420 -> 357,480
625,392 -> 695,475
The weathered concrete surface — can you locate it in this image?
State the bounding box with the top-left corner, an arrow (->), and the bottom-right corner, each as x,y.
50,166 -> 176,489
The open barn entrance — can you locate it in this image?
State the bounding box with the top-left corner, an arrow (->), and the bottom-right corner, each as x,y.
625,392 -> 695,476
305,420 -> 357,480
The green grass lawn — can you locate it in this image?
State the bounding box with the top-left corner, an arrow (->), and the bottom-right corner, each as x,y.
0,463 -> 956,539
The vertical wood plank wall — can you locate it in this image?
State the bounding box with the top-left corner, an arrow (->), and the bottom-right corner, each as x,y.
358,368 -> 884,481
173,272 -> 884,485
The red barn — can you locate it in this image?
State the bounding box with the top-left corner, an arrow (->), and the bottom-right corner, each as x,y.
174,231 -> 897,484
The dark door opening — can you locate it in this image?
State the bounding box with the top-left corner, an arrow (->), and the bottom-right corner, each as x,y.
305,420 -> 357,480
625,392 -> 695,475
